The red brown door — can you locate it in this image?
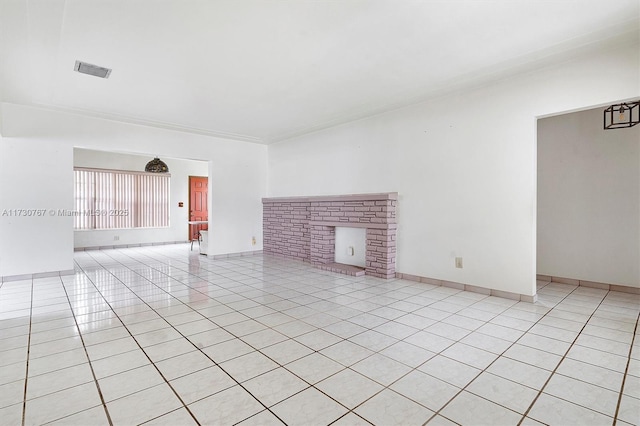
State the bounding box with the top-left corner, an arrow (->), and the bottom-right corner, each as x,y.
189,176 -> 208,240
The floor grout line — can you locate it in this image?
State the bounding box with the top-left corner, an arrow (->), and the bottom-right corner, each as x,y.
59,274 -> 114,426
613,312 -> 639,425
19,278 -> 33,426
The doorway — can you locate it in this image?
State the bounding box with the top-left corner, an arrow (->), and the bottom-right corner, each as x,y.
189,176 -> 208,241
536,106 -> 639,287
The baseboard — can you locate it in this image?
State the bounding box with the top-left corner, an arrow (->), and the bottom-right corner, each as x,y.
74,240 -> 190,251
537,274 -> 640,295
396,272 -> 537,303
211,250 -> 264,259
1,268 -> 75,283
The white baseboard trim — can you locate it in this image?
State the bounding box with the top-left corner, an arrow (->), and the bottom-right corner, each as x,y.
396,272 -> 537,303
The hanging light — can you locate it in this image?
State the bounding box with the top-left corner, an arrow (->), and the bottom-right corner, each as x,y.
604,101 -> 640,129
145,157 -> 169,173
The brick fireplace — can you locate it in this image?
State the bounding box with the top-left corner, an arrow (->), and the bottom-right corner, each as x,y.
262,193 -> 397,278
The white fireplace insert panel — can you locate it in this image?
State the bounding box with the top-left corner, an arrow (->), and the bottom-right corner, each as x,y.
334,226 -> 366,267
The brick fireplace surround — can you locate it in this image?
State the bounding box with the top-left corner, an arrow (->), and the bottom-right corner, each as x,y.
262,193 -> 397,279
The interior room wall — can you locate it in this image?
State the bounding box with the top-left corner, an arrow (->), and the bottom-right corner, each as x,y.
0,103 -> 266,277
72,148 -> 208,249
0,138 -> 74,276
267,43 -> 639,297
537,107 -> 639,287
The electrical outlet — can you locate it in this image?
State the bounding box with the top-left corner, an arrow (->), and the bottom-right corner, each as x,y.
114,236 -> 119,241
251,236 -> 256,246
455,257 -> 463,268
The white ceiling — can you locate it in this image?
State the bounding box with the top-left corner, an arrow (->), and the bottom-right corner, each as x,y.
1,0 -> 638,143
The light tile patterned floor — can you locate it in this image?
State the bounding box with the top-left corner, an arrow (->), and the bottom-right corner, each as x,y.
0,244 -> 638,425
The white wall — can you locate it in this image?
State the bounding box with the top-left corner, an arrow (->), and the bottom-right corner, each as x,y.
268,43 -> 640,297
335,227 -> 366,267
538,108 -> 639,287
0,103 -> 266,277
0,138 -> 74,276
73,148 -> 208,249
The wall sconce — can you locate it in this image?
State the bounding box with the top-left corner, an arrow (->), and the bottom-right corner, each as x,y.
145,157 -> 169,173
604,101 -> 639,129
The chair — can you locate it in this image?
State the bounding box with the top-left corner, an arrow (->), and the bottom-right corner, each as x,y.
199,230 -> 208,255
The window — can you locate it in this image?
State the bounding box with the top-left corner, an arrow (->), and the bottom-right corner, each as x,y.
74,168 -> 170,230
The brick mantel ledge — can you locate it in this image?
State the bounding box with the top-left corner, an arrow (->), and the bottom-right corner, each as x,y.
262,192 -> 398,203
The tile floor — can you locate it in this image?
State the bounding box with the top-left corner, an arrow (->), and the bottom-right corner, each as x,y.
0,244 -> 638,425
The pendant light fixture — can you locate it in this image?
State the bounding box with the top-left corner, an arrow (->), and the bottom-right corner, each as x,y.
604,101 -> 639,129
145,157 -> 169,173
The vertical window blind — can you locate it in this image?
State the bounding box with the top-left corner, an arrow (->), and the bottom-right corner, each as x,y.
74,168 -> 170,230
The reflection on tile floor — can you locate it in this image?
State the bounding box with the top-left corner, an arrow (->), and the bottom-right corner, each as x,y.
0,244 -> 638,425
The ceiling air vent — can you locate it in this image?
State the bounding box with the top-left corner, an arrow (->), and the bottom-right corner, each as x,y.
74,60 -> 112,79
